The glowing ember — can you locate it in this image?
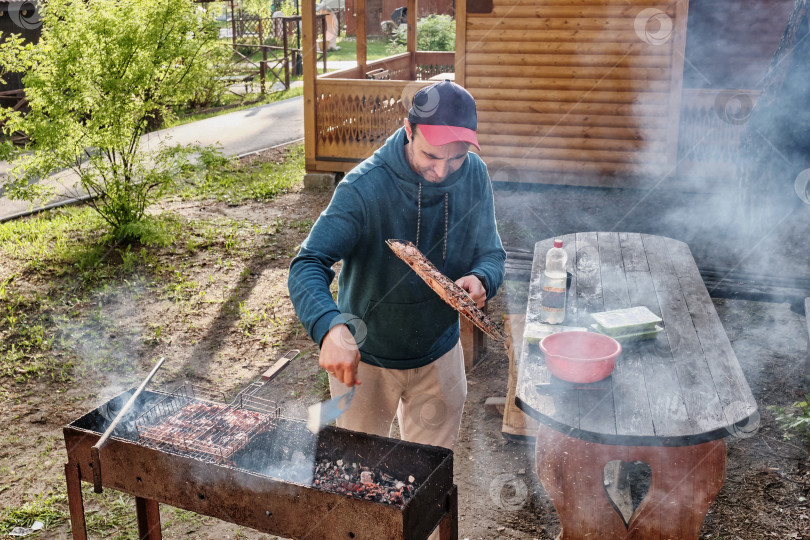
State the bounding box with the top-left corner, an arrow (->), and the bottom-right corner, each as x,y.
312,460 -> 417,507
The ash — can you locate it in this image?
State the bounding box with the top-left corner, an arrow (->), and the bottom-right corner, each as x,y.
312,459 -> 417,507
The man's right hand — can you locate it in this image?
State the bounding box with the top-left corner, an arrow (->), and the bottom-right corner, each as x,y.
319,324 -> 362,386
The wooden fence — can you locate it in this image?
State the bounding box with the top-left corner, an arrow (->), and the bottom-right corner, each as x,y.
310,51 -> 455,171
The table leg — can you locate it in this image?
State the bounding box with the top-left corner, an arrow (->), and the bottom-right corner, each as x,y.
135,497 -> 162,540
535,425 -> 726,540
64,462 -> 87,540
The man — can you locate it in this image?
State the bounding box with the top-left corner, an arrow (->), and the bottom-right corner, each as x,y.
288,80 -> 505,450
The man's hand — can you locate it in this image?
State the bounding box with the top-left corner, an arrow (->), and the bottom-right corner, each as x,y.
456,274 -> 486,308
319,324 -> 362,386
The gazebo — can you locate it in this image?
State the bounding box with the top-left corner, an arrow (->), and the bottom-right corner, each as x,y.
300,0 -> 452,181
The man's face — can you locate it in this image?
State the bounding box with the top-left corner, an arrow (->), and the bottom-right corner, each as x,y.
404,121 -> 469,183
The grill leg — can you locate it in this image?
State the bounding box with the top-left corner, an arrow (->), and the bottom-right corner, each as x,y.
135,497 -> 162,540
438,484 -> 458,540
64,462 -> 87,540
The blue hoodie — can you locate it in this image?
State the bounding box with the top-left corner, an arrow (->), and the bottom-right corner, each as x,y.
288,126 -> 506,369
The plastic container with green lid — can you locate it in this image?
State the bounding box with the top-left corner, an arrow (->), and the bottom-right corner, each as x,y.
590,306 -> 662,337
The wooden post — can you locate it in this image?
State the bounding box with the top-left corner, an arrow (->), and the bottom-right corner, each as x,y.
321,15 -> 327,73
664,0 -> 689,171
407,0 -> 417,80
303,0 -> 319,171
460,316 -> 484,372
230,0 -> 237,48
356,0 -> 366,71
258,18 -> 266,94
454,0 -> 465,87
283,20 -> 290,89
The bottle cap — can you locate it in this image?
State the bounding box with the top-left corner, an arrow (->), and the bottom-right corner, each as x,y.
553,239 -> 563,248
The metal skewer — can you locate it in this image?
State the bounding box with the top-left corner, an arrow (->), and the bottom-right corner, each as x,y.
90,357 -> 165,493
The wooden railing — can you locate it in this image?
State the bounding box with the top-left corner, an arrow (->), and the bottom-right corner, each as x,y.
312,52 -> 454,171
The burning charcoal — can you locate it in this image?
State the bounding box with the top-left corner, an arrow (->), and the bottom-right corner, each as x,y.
310,459 -> 418,508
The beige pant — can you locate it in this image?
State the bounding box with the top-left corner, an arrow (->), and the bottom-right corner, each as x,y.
328,340 -> 467,451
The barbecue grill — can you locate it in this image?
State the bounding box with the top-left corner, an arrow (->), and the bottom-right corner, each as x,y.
63,386 -> 457,540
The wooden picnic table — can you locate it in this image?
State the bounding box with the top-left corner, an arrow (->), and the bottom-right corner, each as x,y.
515,232 -> 759,539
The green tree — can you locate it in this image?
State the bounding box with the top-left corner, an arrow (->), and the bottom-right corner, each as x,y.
0,0 -> 222,240
387,15 -> 456,55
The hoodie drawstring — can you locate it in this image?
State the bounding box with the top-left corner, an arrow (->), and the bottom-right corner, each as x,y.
416,183 -> 449,267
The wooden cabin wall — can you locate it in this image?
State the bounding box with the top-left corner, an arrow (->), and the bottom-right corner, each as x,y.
459,0 -> 689,186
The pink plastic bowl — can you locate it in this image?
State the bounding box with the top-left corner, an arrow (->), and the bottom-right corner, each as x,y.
539,331 -> 622,383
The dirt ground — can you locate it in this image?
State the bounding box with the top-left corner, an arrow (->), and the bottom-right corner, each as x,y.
2,147 -> 809,539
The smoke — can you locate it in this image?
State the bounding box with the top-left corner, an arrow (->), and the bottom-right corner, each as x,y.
53,278 -> 165,403
493,0 -> 810,300
488,1 -> 810,483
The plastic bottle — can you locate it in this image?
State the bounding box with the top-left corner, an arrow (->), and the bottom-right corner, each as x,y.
540,239 -> 568,324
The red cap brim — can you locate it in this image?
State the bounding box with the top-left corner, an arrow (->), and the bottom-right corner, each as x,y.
418,124 -> 480,151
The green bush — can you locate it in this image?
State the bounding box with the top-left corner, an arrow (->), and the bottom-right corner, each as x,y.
386,14 -> 456,55
772,395 -> 810,440
0,0 -> 223,242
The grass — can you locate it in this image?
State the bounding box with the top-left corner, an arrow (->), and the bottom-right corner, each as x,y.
176,143 -> 305,203
323,35 -> 392,62
314,369 -> 330,401
0,144 -> 305,385
0,490 -> 67,535
0,143 -> 313,538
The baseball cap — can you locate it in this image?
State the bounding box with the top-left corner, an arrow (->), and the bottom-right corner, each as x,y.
408,80 -> 480,150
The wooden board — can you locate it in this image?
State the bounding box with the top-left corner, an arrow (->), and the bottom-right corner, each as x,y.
806,298 -> 810,390
502,314 -> 539,439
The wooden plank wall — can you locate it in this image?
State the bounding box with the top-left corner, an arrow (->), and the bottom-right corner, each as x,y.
459,0 -> 689,186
